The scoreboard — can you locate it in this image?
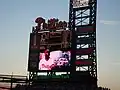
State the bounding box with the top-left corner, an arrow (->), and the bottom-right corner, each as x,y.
28,29 -> 71,72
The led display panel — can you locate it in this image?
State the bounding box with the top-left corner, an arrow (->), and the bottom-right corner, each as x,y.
38,49 -> 71,71
28,30 -> 71,72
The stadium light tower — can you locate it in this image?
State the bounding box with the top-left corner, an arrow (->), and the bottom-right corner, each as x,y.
69,0 -> 97,85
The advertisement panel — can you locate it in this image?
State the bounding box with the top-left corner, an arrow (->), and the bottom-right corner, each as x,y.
75,59 -> 92,66
76,37 -> 94,44
76,25 -> 95,35
73,0 -> 90,8
76,48 -> 94,55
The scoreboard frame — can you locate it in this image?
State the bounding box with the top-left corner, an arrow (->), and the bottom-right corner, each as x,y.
28,29 -> 71,72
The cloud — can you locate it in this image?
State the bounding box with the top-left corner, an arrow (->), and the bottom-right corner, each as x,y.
100,20 -> 120,25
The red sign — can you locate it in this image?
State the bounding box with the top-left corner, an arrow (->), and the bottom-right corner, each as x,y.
76,48 -> 94,55
75,60 -> 92,66
76,25 -> 95,33
35,17 -> 68,31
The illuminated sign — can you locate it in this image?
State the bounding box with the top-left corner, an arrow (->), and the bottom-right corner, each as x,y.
37,75 -> 69,79
73,0 -> 89,8
76,25 -> 95,34
39,49 -> 71,71
76,37 -> 94,44
76,48 -> 94,55
75,60 -> 92,66
34,17 -> 68,31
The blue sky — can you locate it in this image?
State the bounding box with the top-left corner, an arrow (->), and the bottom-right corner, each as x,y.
0,0 -> 120,90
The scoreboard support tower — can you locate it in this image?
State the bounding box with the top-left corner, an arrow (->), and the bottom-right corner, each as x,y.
69,0 -> 97,89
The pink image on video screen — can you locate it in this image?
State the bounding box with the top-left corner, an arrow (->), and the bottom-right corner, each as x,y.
39,49 -> 71,70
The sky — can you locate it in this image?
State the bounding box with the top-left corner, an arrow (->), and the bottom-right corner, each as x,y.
0,0 -> 120,90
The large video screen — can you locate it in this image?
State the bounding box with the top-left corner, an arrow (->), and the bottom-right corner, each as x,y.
39,49 -> 71,71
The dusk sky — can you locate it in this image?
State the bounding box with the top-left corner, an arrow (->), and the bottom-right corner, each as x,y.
0,0 -> 120,90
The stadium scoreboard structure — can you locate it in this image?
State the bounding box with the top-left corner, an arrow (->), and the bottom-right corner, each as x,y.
28,18 -> 73,77
28,25 -> 71,72
27,0 -> 98,89
0,1 -> 110,90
